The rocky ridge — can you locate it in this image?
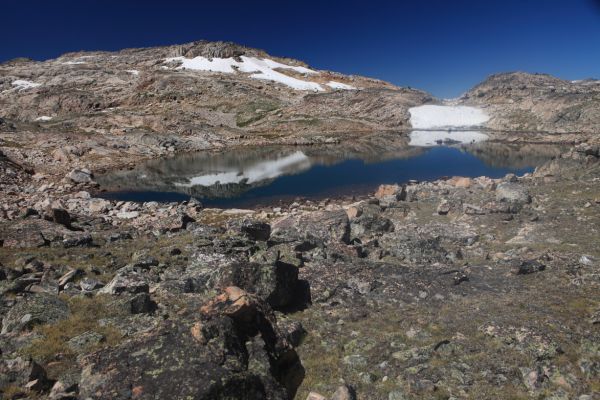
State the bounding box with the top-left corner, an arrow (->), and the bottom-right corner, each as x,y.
461,72 -> 600,136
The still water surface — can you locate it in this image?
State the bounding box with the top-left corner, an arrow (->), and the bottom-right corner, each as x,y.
98,137 -> 563,208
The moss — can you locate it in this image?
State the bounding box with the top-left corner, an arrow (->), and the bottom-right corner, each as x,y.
236,101 -> 279,127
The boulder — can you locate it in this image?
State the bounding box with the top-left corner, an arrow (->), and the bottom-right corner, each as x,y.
332,385 -> 357,400
510,259 -> 546,275
88,199 -> 111,213
437,199 -> 451,215
67,168 -> 93,183
375,184 -> 406,200
271,209 -> 350,245
240,220 -> 272,241
496,182 -> 532,204
110,292 -> 157,314
0,219 -> 90,248
80,287 -> 303,400
47,208 -> 71,228
350,204 -> 394,239
1,293 -> 69,334
218,261 -> 300,310
98,267 -> 150,295
448,176 -> 472,188
0,358 -> 53,395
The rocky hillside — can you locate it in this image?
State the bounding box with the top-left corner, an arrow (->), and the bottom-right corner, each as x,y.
0,40 -> 429,153
460,72 -> 600,135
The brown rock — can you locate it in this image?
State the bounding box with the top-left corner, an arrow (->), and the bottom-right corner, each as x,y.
331,385 -> 357,400
449,176 -> 472,188
200,286 -> 256,323
306,392 -> 327,400
345,206 -> 362,220
375,184 -> 400,199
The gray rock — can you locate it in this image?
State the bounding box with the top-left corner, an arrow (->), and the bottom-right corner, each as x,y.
0,357 -> 53,394
218,261 -> 301,310
1,293 -> 69,334
67,331 -> 105,352
496,182 -> 531,204
111,292 -> 156,314
79,277 -> 104,291
332,385 -> 357,400
98,268 -> 150,295
67,168 -> 93,183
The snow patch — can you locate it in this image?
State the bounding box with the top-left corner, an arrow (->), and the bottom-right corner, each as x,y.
35,116 -> 53,121
62,61 -> 87,65
164,56 -> 323,91
409,130 -> 488,147
409,105 -> 489,129
12,80 -> 41,90
126,69 -> 140,76
326,81 -> 356,90
176,151 -> 311,187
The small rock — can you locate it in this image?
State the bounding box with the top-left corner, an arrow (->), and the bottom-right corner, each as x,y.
67,168 -> 93,183
450,176 -> 472,188
67,331 -> 105,352
240,220 -> 271,241
332,384 -> 357,400
496,182 -> 531,204
437,199 -> 451,215
48,208 -> 71,227
511,260 -> 546,275
116,211 -> 139,219
579,255 -> 594,266
80,277 -> 104,291
306,392 -> 327,400
375,184 -> 406,200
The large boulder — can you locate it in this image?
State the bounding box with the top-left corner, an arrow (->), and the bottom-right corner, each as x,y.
0,358 -> 54,395
79,288 -> 303,400
349,204 -> 394,240
0,219 -> 91,248
98,266 -> 151,295
218,262 -> 300,310
496,182 -> 532,204
67,168 -> 93,183
271,210 -> 350,245
1,293 -> 69,334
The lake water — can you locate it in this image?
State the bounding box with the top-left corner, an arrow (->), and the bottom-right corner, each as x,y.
98,134 -> 564,208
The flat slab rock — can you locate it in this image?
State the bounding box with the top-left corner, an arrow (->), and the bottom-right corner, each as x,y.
0,219 -> 91,248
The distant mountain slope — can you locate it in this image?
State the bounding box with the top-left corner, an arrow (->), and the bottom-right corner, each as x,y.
0,40 -> 431,144
460,72 -> 600,134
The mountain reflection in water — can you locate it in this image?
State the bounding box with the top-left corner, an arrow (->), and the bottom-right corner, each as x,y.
97,135 -> 564,207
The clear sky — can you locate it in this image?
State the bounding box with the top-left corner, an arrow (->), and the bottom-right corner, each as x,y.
2,0 -> 599,98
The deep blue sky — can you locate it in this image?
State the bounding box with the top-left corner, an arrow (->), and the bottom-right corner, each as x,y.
2,0 -> 599,97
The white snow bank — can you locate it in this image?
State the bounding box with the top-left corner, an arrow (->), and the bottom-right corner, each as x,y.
326,81 -> 356,90
35,116 -> 53,121
409,105 -> 489,129
12,80 -> 41,90
164,56 -> 323,91
126,69 -> 140,76
176,151 -> 311,187
409,130 -> 488,147
62,61 -> 87,65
